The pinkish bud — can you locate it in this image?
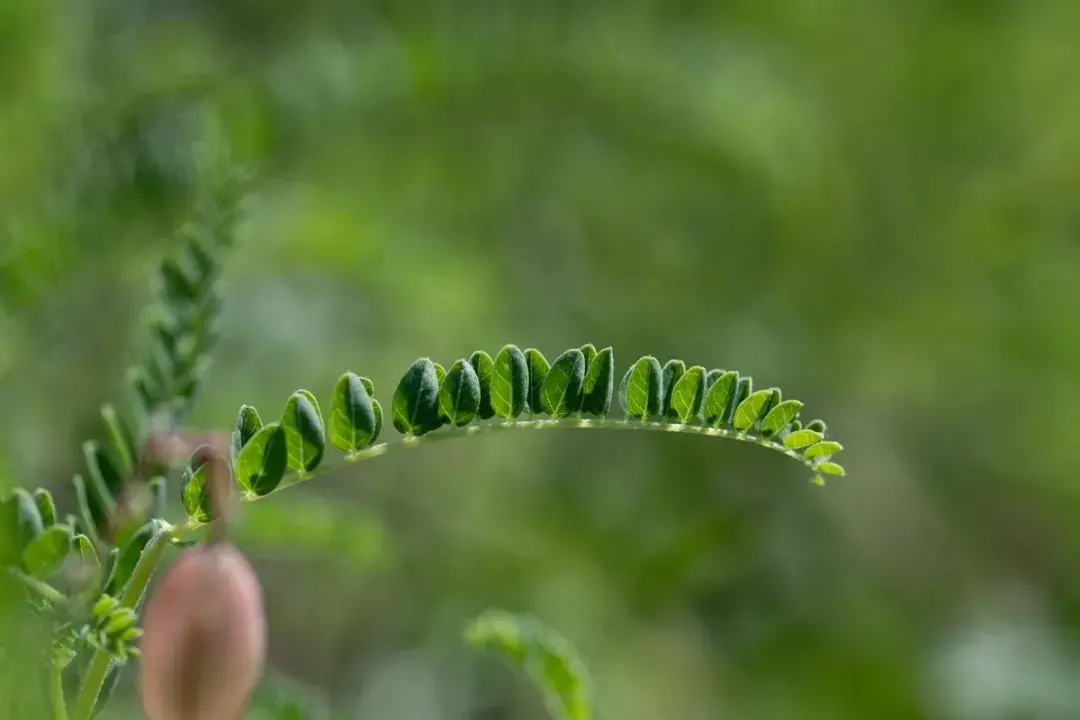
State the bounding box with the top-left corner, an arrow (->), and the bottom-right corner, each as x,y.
139,542 -> 266,720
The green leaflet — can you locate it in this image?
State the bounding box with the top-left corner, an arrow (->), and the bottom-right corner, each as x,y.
469,351 -> 496,420
72,474 -> 102,548
73,533 -> 100,576
33,488 -> 57,528
231,404 -> 263,465
733,388 -> 779,431
99,547 -> 120,597
760,400 -> 803,436
363,376 -> 385,446
783,429 -> 823,449
701,370 -> 738,426
580,346 -> 615,417
541,349 -> 586,418
438,359 -> 482,427
817,461 -> 846,476
669,365 -> 706,423
525,348 -> 550,414
730,377 -> 753,421
491,344 -> 529,419
282,390 -> 326,473
100,404 -> 135,474
804,441 -> 843,460
148,476 -> 167,519
704,368 -> 725,392
107,520 -> 157,595
661,359 -> 686,420
806,419 -> 828,435
619,356 -> 664,420
579,343 -> 598,370
465,610 -> 595,720
10,488 -> 43,550
82,440 -> 122,526
235,423 -> 288,497
181,451 -> 217,522
22,525 -> 72,577
393,358 -> 442,436
330,372 -> 381,451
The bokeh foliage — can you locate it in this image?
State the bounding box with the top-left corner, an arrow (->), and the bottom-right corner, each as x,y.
2,0 -> 1080,717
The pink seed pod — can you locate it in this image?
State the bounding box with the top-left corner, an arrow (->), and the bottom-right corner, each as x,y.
138,542 -> 266,720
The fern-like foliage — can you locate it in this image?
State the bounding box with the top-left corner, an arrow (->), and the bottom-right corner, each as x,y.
465,609 -> 598,720
0,151 -> 248,716
187,343 -> 845,522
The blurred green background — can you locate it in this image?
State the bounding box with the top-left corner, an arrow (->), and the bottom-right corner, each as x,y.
2,0 -> 1080,717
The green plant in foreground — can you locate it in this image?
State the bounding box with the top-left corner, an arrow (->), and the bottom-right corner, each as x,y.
0,154 -> 845,720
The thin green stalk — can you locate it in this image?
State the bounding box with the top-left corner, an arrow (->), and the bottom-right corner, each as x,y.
51,662 -> 69,720
71,524 -> 173,720
173,417 -> 817,536
9,568 -> 69,605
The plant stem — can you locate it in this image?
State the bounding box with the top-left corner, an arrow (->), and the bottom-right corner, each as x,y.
71,523 -> 173,720
51,662 -> 69,720
8,568 -> 68,605
167,417 -> 827,541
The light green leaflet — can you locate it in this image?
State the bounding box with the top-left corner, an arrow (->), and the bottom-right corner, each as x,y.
491,344 -> 528,419
619,356 -> 663,419
804,441 -> 843,460
438,359 -> 482,427
760,400 -> 803,436
816,461 -> 845,476
330,372 -> 380,451
541,349 -> 586,418
733,388 -> 778,431
100,403 -> 135,474
282,390 -> 326,473
669,365 -> 706,423
465,610 -> 595,720
32,489 -> 56,528
783,429 -> 823,449
701,370 -> 738,426
22,525 -> 72,577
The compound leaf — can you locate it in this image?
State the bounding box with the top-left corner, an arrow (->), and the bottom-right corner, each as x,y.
465,609 -> 595,720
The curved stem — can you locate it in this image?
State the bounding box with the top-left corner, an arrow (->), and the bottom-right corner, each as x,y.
71,524 -> 173,720
170,417 -> 825,540
51,661 -> 69,720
